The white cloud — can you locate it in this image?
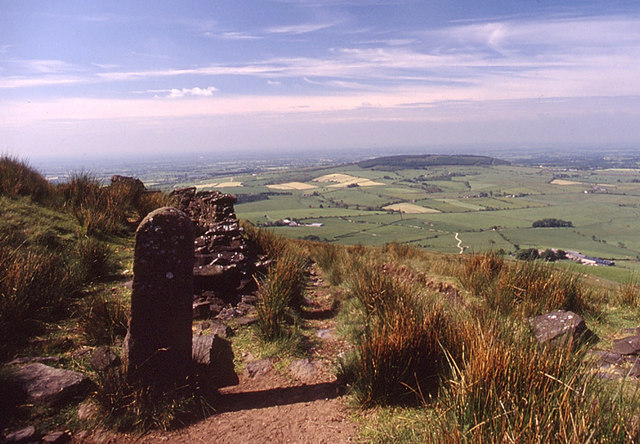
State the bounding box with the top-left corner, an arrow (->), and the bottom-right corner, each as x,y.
266,22 -> 337,34
219,31 -> 262,40
22,59 -> 77,74
163,86 -> 219,98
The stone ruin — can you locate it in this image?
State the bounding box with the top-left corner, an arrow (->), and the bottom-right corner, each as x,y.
170,187 -> 270,320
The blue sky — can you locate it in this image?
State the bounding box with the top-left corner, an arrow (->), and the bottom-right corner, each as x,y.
1,0 -> 639,160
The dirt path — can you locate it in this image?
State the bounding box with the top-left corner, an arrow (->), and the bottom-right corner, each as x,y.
455,232 -> 465,254
83,265 -> 358,444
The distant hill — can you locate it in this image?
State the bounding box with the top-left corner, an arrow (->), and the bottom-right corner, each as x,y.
357,154 -> 509,170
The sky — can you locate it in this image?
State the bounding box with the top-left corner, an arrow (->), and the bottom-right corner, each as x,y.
1,0 -> 640,161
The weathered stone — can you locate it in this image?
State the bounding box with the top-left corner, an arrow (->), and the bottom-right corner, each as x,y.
316,328 -> 335,340
89,346 -> 120,372
124,207 -> 195,388
530,310 -> 592,345
7,356 -> 61,366
236,315 -> 258,327
4,425 -> 38,443
217,307 -> 243,321
192,335 -> 239,387
41,430 -> 71,443
289,359 -> 321,382
612,335 -> 640,355
629,359 -> 640,378
244,358 -> 273,378
6,363 -> 92,406
110,174 -> 146,192
241,294 -> 258,305
208,319 -> 231,337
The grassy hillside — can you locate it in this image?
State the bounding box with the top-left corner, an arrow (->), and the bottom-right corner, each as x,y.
3,155 -> 640,441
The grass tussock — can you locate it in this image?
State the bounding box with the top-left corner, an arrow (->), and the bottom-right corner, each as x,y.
616,275 -> 640,307
93,367 -> 215,432
242,222 -> 289,258
338,259 -> 468,406
80,293 -> 129,346
458,251 -> 504,297
459,253 -> 588,317
0,239 -> 79,359
0,155 -> 54,203
433,317 -> 639,442
255,244 -> 308,341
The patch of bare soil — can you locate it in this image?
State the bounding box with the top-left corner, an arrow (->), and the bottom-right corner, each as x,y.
77,264 -> 358,444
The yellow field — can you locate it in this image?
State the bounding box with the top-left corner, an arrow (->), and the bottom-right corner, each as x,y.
313,173 -> 384,188
196,181 -> 243,188
266,182 -> 317,190
550,179 -> 582,186
382,203 -> 441,214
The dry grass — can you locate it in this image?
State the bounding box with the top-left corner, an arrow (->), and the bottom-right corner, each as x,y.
338,258 -> 469,406
255,245 -> 308,340
433,316 -> 639,443
0,155 -> 54,203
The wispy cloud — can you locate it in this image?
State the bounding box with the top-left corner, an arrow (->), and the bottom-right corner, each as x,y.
266,22 -> 337,34
20,59 -> 78,74
218,31 -> 263,40
148,86 -> 219,98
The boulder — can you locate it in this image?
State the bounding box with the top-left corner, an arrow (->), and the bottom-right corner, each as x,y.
89,346 -> 120,372
244,358 -> 273,378
289,359 -> 321,382
4,426 -> 38,443
6,363 -> 92,406
612,335 -> 640,355
41,430 -> 71,443
530,310 -> 592,346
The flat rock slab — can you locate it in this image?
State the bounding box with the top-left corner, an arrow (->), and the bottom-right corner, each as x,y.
530,310 -> 591,345
244,358 -> 273,378
612,335 -> 640,355
289,359 -> 322,383
6,363 -> 92,406
4,425 -> 38,443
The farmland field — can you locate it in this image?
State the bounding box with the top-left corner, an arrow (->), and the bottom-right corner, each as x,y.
147,154 -> 640,277
223,158 -> 640,266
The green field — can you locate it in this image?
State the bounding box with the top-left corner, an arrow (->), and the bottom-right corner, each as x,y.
175,159 -> 640,277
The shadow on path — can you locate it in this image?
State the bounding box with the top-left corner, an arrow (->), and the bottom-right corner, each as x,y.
217,381 -> 340,413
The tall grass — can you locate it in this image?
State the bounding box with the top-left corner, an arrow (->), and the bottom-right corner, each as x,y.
93,366 -> 215,432
616,274 -> 640,307
255,246 -> 308,340
58,173 -> 123,235
311,243 -> 350,286
492,261 -> 587,317
338,259 -> 468,406
459,253 -> 588,317
0,239 -> 78,359
242,222 -> 288,258
457,251 -> 504,297
80,293 -> 129,346
433,316 -> 639,442
57,172 -> 172,236
0,155 -> 54,203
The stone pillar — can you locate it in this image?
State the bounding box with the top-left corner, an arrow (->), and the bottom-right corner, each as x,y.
125,207 -> 195,388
